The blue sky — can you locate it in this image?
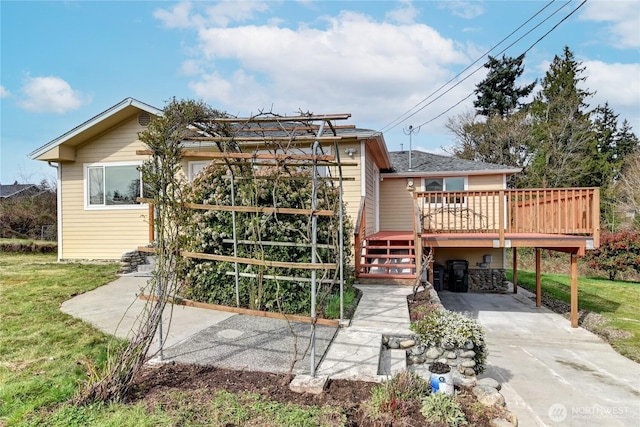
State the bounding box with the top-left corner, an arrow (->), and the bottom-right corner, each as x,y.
1,0 -> 639,184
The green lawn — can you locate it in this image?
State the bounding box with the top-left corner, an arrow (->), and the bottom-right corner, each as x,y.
0,253 -> 346,426
507,270 -> 640,362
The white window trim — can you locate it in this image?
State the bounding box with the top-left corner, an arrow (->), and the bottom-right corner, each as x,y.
422,176 -> 468,207
83,161 -> 146,210
188,161 -> 211,182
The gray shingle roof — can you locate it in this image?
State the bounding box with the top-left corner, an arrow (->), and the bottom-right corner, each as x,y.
387,150 -> 521,174
0,184 -> 38,198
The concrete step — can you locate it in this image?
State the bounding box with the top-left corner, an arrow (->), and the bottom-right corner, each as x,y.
137,264 -> 155,273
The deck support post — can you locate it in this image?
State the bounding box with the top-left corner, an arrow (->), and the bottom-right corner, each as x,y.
512,248 -> 518,293
535,248 -> 541,308
570,253 -> 578,328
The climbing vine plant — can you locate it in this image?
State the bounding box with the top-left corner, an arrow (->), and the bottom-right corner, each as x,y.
182,162 -> 352,314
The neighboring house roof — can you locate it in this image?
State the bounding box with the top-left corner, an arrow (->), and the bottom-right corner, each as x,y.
29,97 -> 162,162
0,184 -> 39,199
384,150 -> 522,176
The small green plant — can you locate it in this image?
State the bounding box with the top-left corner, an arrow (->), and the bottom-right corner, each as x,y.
362,370 -> 430,422
411,309 -> 487,373
421,393 -> 468,426
323,283 -> 357,319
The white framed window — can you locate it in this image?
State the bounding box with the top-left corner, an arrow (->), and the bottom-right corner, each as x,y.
189,161 -> 210,182
84,162 -> 144,209
423,177 -> 467,205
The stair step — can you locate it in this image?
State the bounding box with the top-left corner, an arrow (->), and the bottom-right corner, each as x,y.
137,264 -> 155,273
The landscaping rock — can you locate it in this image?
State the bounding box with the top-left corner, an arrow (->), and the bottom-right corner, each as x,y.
410,344 -> 425,356
399,339 -> 415,349
425,347 -> 442,359
458,350 -> 476,358
477,377 -> 501,391
472,384 -> 506,407
451,370 -> 477,387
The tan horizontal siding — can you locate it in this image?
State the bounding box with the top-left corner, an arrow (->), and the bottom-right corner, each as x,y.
60,117 -> 150,260
379,178 -> 414,231
468,174 -> 504,191
433,248 -> 503,268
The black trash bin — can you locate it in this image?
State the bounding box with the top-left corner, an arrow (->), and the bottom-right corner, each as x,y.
432,264 -> 445,291
447,260 -> 469,292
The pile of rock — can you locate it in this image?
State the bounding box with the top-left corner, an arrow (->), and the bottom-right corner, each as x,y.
118,250 -> 146,274
472,377 -> 518,426
469,268 -> 509,292
384,336 -> 480,377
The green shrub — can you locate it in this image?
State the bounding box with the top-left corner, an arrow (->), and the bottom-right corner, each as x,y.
410,310 -> 487,374
362,370 -> 430,422
181,163 -> 353,315
421,393 -> 468,426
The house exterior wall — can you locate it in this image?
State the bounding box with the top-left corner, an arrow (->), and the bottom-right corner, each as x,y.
339,142 -> 363,233
363,149 -> 377,236
431,247 -> 504,269
379,178 -> 414,230
59,117 -> 150,260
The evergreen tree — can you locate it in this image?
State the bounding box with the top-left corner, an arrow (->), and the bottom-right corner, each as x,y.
473,54 -> 536,118
525,46 -> 594,188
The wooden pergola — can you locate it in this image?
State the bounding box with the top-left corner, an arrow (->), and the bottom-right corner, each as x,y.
139,112 -> 366,376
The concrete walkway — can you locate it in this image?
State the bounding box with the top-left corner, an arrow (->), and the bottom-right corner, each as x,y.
315,284 -> 414,382
62,276 -> 640,426
61,277 -> 409,378
439,288 -> 640,427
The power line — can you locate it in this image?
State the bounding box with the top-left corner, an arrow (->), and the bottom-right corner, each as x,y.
380,0 -> 559,133
381,0 -> 585,134
413,0 -> 588,129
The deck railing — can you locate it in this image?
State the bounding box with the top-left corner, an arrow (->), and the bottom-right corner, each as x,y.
413,188 -> 600,245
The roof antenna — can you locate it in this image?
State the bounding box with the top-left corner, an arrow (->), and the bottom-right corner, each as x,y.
403,125 -> 420,171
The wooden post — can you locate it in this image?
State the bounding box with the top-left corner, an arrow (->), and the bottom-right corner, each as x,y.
512,248 -> 518,293
499,190 -> 505,247
571,253 -> 578,328
535,248 -> 541,308
148,202 -> 155,243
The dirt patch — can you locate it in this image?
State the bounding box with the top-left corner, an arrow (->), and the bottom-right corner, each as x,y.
125,290 -> 507,426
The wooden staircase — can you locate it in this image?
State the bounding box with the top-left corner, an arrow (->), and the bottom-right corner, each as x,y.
357,232 -> 417,284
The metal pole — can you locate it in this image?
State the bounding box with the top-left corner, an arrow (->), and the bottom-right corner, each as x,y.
231,173 -> 240,307
310,122 -> 325,377
334,141 -> 345,324
403,125 -> 420,171
154,200 -> 164,360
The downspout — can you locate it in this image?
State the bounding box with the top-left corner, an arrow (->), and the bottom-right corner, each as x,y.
48,162 -> 62,262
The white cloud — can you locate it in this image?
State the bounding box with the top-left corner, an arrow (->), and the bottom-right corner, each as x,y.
439,1 -> 484,20
18,76 -> 89,114
154,1 -> 269,29
584,60 -> 640,130
386,0 -> 419,24
0,85 -> 10,98
177,9 -> 471,130
579,1 -> 640,49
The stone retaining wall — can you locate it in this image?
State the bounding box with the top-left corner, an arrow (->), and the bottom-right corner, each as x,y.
118,250 -> 147,274
468,268 -> 509,292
